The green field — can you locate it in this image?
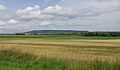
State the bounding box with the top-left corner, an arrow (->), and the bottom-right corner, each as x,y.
0,35 -> 120,70
0,35 -> 120,39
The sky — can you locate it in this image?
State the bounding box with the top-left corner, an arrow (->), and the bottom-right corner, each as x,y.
0,0 -> 120,33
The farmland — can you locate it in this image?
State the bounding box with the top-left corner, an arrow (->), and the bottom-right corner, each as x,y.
0,35 -> 120,70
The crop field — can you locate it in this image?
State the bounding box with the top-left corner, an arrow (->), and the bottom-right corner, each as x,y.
0,35 -> 120,70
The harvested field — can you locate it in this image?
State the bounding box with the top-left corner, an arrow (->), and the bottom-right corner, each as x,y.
0,36 -> 120,61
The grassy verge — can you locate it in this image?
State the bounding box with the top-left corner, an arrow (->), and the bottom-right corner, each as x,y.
0,35 -> 120,40
0,49 -> 120,70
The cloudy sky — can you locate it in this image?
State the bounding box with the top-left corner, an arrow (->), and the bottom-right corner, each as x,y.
0,0 -> 120,33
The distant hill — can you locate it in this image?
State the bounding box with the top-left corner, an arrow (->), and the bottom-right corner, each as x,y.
15,30 -> 120,37
25,30 -> 89,34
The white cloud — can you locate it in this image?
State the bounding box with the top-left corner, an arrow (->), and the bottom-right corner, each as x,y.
0,21 -> 6,25
0,5 -> 7,11
0,19 -> 17,26
16,5 -> 41,19
8,19 -> 17,24
58,0 -> 120,17
44,5 -> 63,14
15,5 -> 80,20
43,5 -> 79,18
43,2 -> 120,19
40,21 -> 51,26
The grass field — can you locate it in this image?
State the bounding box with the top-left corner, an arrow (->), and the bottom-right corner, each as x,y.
0,35 -> 120,70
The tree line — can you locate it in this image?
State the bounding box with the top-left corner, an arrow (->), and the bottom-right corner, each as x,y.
83,32 -> 120,37
14,32 -> 120,37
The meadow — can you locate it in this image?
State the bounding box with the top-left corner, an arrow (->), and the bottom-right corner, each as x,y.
0,35 -> 120,70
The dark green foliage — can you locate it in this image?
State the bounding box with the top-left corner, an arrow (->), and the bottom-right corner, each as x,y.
84,32 -> 120,37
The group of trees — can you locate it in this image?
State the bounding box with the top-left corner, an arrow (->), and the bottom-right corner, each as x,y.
83,32 -> 120,37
